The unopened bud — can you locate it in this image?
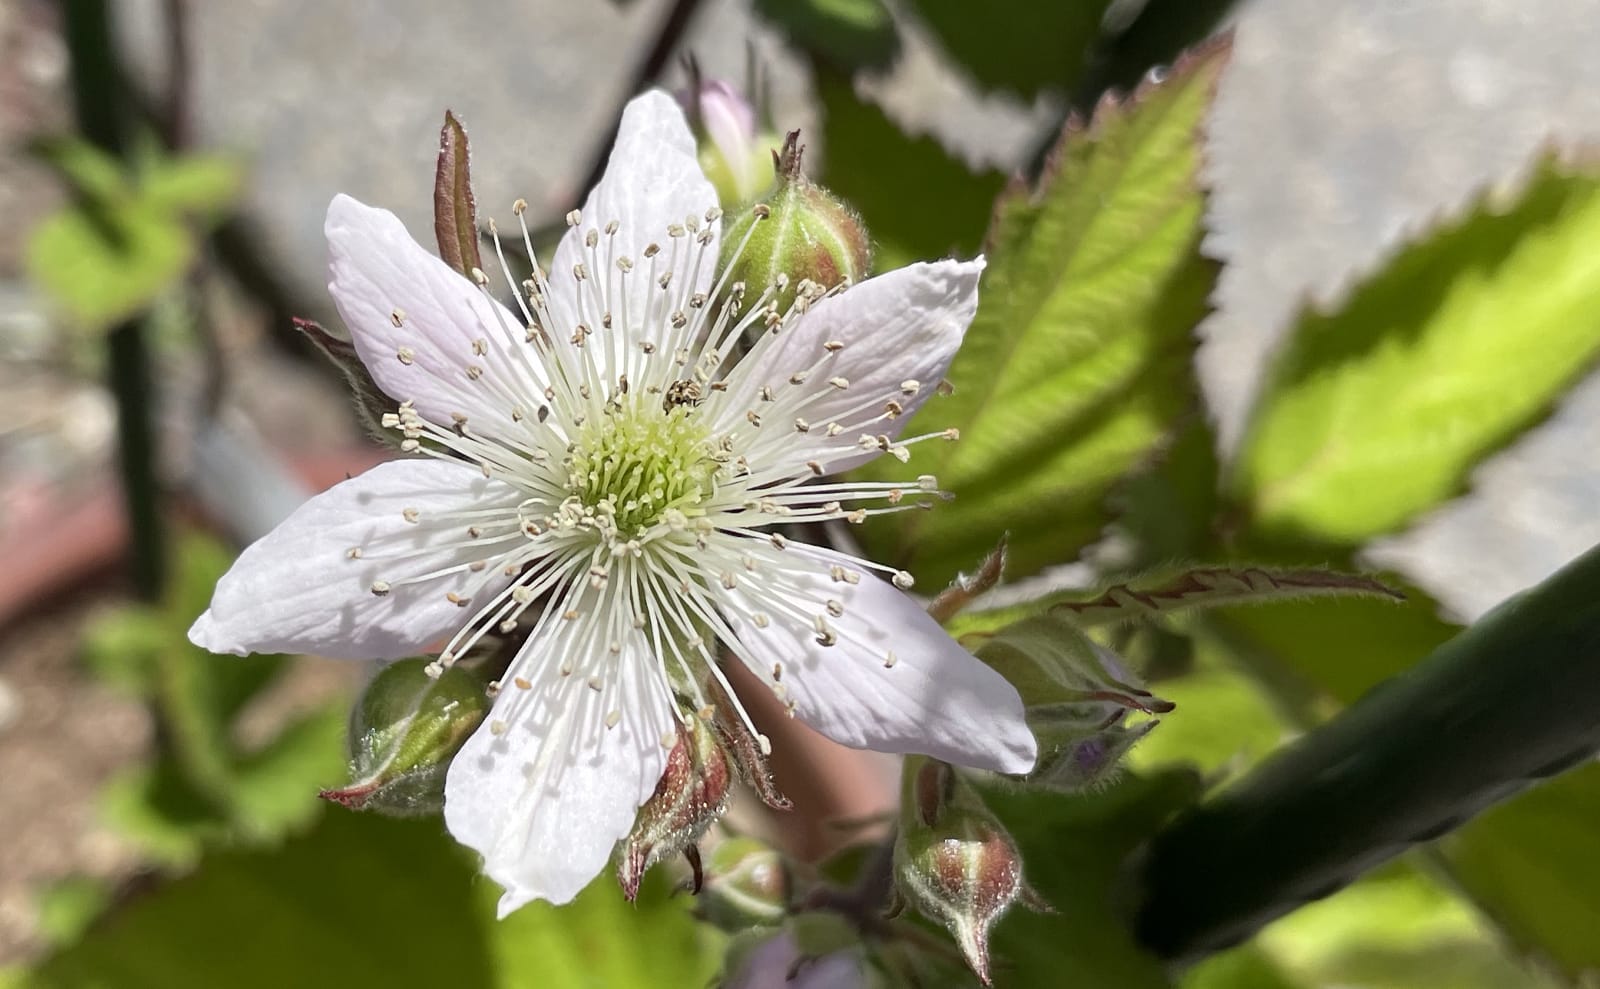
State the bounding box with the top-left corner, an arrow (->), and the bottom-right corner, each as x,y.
974,613 -> 1173,715
320,658 -> 487,816
697,837 -> 791,931
973,615 -> 1170,791
719,131 -> 871,315
1026,707 -> 1160,791
678,75 -> 778,206
894,788 -> 1040,987
618,716 -> 733,900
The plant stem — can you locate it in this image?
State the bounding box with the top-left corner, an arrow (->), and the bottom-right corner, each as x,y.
1131,539 -> 1600,963
62,0 -> 168,600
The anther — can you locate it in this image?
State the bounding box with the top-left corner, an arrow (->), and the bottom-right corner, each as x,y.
370,580 -> 391,596
390,308 -> 406,327
396,347 -> 415,365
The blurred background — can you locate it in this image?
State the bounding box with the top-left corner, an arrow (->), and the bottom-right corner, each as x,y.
5,0 -> 1600,986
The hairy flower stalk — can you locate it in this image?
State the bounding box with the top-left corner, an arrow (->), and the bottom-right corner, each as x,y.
189,90 -> 1034,913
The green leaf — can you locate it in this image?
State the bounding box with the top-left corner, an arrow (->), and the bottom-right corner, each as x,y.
27,204 -> 194,330
1444,764 -> 1600,979
815,72 -> 1004,273
855,38 -> 1229,587
905,0 -> 1114,98
22,810 -> 721,989
754,0 -> 899,71
25,140 -> 241,332
1236,156 -> 1600,544
1185,865 -> 1560,989
983,770 -> 1202,988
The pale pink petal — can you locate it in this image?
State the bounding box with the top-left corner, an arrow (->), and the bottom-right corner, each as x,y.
443,607 -> 676,913
716,544 -> 1035,774
189,459 -> 522,660
717,259 -> 984,474
545,90 -> 720,376
326,194 -> 547,441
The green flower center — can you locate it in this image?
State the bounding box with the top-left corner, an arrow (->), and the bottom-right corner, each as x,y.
566,399 -> 719,537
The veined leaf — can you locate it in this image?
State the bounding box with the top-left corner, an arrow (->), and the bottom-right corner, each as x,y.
855,38 -> 1228,587
22,810 -> 721,988
1236,156 -> 1600,543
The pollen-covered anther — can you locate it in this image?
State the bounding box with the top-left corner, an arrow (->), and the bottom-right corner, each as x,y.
402,507 -> 420,524
892,571 -> 915,590
470,266 -> 489,286
565,208 -> 582,227
390,308 -> 406,327
396,347 -> 415,365
370,580 -> 391,596
823,340 -> 845,353
901,379 -> 921,395
346,547 -> 363,560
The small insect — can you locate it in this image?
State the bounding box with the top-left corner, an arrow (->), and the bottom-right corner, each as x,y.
663,378 -> 704,411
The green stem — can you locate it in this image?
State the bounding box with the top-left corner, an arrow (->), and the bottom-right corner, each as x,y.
1132,539 -> 1600,963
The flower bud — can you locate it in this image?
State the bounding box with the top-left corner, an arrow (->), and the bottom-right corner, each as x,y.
973,615 -> 1170,792
679,75 -> 779,206
321,658 -> 488,816
1026,705 -> 1160,791
618,715 -> 733,900
719,131 -> 872,316
697,837 -> 791,931
893,790 -> 1037,986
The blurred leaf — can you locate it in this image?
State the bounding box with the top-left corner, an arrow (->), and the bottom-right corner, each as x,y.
906,0 -> 1113,98
982,770 -> 1202,988
755,0 -> 899,71
815,72 -> 1004,272
25,139 -> 241,332
1128,657 -> 1289,779
84,532 -> 338,860
1184,865 -> 1559,989
1236,157 -> 1600,544
1444,764 -> 1600,979
138,152 -> 244,220
33,879 -> 113,949
23,810 -> 721,988
228,705 -> 348,838
856,38 -> 1229,587
28,205 -> 193,330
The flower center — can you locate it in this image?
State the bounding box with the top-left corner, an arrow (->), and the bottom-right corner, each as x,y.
565,398 -> 719,538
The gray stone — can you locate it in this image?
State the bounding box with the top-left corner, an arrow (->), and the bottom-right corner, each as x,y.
111,0 -> 810,314
1201,0 -> 1600,619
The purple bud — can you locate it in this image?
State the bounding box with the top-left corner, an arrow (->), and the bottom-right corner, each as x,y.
678,76 -> 776,205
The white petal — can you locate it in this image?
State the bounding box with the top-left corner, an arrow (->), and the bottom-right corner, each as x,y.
547,90 -> 720,373
717,546 -> 1035,774
326,194 -> 547,441
444,614 -> 676,913
189,459 -> 522,660
721,259 -> 984,473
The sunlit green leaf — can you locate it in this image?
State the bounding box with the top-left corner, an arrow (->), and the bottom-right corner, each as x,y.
23,810 -> 721,989
1237,156 -> 1600,543
856,39 -> 1229,586
1445,765 -> 1600,980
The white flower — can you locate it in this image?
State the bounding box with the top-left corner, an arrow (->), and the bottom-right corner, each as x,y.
189,90 -> 1035,914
